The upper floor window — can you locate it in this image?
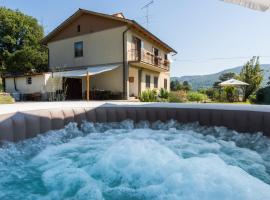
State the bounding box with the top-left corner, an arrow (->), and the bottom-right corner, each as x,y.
153,47 -> 159,56
77,25 -> 81,32
26,77 -> 32,85
154,77 -> 158,88
132,36 -> 142,61
74,41 -> 83,57
164,54 -> 168,60
146,75 -> 151,88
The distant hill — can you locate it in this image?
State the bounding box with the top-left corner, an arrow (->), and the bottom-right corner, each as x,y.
172,64 -> 270,90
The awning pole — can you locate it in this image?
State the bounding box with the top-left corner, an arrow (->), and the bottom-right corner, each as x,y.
86,72 -> 90,101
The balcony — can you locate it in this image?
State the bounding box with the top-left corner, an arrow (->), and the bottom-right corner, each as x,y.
128,49 -> 170,71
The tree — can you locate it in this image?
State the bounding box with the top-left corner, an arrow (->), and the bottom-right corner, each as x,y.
170,80 -> 192,92
0,7 -> 48,75
182,81 -> 191,91
170,80 -> 180,91
239,56 -> 263,101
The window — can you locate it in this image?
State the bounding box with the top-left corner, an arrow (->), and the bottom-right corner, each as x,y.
153,47 -> 159,56
154,77 -> 158,88
74,41 -> 83,57
26,77 -> 32,85
77,25 -> 81,32
146,75 -> 151,88
164,54 -> 168,60
164,78 -> 168,90
132,36 -> 142,61
129,77 -> 134,83
153,47 -> 159,65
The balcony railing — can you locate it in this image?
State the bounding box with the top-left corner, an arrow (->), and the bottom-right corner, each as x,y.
128,49 -> 170,71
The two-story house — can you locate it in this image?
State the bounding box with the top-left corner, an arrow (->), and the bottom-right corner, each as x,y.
4,9 -> 177,100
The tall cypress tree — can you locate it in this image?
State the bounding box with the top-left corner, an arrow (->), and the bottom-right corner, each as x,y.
240,56 -> 263,101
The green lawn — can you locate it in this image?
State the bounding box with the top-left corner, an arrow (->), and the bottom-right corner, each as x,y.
0,94 -> 14,104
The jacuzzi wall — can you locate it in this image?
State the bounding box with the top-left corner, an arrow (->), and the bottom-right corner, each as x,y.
0,107 -> 270,142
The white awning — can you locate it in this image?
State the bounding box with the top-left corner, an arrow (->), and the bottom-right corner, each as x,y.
223,0 -> 270,11
53,64 -> 120,78
219,78 -> 249,87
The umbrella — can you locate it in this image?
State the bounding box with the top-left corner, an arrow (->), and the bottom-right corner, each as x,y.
219,78 -> 249,87
223,0 -> 270,11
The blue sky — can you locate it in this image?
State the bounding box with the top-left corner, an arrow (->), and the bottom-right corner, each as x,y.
1,0 -> 270,76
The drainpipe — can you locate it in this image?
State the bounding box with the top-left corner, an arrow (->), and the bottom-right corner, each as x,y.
122,25 -> 131,100
138,68 -> 142,95
2,76 -> 6,92
13,77 -> 18,92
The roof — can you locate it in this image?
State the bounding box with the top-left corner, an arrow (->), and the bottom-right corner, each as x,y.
219,79 -> 249,87
41,9 -> 177,53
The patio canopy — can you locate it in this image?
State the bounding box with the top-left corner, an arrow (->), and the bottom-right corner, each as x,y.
219,78 -> 249,87
53,64 -> 120,78
223,0 -> 270,11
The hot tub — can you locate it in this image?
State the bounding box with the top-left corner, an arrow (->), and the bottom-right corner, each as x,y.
1,103 -> 270,199
0,119 -> 270,199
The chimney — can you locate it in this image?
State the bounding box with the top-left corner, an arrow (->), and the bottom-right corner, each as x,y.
112,12 -> 125,19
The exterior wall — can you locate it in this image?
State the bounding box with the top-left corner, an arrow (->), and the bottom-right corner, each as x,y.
48,26 -> 126,69
126,30 -> 170,61
5,75 -> 46,94
126,29 -> 171,97
82,66 -> 123,93
128,65 -> 170,97
128,66 -> 139,97
49,13 -> 125,43
140,69 -> 170,93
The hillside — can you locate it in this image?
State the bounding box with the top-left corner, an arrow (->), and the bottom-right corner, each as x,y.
172,64 -> 270,90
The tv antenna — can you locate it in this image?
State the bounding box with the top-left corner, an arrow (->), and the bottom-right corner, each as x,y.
141,0 -> 154,29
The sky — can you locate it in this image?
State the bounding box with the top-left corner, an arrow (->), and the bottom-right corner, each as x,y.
1,0 -> 270,76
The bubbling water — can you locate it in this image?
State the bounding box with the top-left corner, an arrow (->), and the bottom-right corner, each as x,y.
0,120 -> 270,200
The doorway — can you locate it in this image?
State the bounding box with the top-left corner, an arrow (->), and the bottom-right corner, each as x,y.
132,37 -> 142,61
65,78 -> 82,100
153,47 -> 159,65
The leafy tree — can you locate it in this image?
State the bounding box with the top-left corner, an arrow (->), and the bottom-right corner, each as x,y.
170,80 -> 191,91
182,81 -> 191,91
239,56 -> 263,101
170,80 -> 180,91
0,7 -> 47,74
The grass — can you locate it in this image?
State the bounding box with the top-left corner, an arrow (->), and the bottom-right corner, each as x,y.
0,93 -> 14,104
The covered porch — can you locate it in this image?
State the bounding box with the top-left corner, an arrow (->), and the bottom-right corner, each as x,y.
53,64 -> 123,100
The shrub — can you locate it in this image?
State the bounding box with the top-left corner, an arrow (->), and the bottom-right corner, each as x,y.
256,86 -> 270,104
139,89 -> 158,102
248,94 -> 257,104
224,86 -> 237,102
0,93 -> 14,104
159,88 -> 169,99
168,91 -> 187,103
187,91 -> 208,102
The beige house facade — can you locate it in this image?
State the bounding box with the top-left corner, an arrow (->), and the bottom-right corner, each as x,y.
4,9 -> 176,100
